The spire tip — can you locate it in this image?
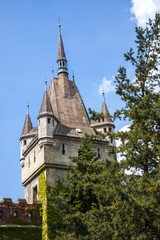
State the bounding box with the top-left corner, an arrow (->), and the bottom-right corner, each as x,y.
102,92 -> 105,102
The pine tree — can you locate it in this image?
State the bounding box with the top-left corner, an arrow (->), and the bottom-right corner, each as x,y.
114,13 -> 160,174
46,135 -> 123,239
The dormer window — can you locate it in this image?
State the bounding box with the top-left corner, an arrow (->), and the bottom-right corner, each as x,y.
48,118 -> 51,124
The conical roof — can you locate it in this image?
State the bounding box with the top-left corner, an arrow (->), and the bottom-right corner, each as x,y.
39,90 -> 53,115
57,33 -> 66,60
101,100 -> 112,122
22,113 -> 33,136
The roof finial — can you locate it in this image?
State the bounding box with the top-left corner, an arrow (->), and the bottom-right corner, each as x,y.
102,91 -> 105,102
72,71 -> 75,82
27,102 -> 29,114
58,17 -> 61,34
52,66 -> 54,79
45,79 -> 47,91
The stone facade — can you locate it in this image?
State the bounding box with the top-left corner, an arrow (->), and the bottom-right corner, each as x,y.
20,28 -> 115,204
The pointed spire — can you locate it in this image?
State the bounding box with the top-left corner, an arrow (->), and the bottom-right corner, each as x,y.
21,105 -> 33,136
101,93 -> 112,122
57,32 -> 66,60
39,82 -> 53,115
57,23 -> 68,74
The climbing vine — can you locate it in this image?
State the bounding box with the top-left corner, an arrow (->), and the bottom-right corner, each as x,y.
38,170 -> 48,240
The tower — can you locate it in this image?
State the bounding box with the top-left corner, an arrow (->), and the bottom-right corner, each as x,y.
90,92 -> 115,145
20,27 -> 115,204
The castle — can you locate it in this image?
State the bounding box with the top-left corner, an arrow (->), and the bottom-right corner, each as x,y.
20,25 -> 115,204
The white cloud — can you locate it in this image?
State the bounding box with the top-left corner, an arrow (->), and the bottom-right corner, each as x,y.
98,77 -> 115,94
130,0 -> 160,27
116,125 -> 130,162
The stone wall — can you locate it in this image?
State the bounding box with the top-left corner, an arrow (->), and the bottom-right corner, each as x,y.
0,198 -> 41,225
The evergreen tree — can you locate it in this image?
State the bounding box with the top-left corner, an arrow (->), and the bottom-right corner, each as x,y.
114,13 -> 160,174
46,136 -> 123,239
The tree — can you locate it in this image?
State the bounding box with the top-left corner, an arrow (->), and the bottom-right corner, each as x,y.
46,135 -> 124,239
114,13 -> 160,174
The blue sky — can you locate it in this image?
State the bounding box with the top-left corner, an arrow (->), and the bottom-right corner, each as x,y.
0,0 -> 159,202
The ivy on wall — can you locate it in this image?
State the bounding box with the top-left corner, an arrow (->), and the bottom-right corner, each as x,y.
38,169 -> 48,240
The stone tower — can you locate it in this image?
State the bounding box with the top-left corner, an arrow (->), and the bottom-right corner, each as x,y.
20,27 -> 115,204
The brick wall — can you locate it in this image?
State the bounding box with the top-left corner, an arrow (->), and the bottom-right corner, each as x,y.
0,198 -> 41,225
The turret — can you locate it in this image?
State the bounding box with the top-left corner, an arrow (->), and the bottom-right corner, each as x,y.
20,105 -> 33,166
37,82 -> 58,139
90,93 -> 115,145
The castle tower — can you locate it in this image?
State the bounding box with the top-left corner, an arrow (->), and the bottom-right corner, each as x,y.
20,27 -> 114,204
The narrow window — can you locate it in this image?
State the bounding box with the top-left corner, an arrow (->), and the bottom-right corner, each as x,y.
104,128 -> 106,133
34,151 -> 36,162
110,137 -> 113,144
52,119 -> 54,126
63,61 -> 64,66
28,157 -> 30,168
62,144 -> 65,155
97,149 -> 101,159
48,118 -> 51,124
23,140 -> 26,145
39,120 -> 40,126
109,127 -> 112,132
33,186 -> 37,201
60,62 -> 61,66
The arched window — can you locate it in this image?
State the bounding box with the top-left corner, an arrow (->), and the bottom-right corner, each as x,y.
13,211 -> 18,219
28,212 -> 32,221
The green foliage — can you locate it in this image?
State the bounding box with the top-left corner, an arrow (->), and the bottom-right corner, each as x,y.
38,170 -> 48,240
0,226 -> 42,240
46,135 -> 125,239
114,13 -> 160,174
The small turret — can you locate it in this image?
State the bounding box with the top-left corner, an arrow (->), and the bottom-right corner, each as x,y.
37,82 -> 58,139
90,93 -> 115,145
20,105 -> 33,165
21,104 -> 33,136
